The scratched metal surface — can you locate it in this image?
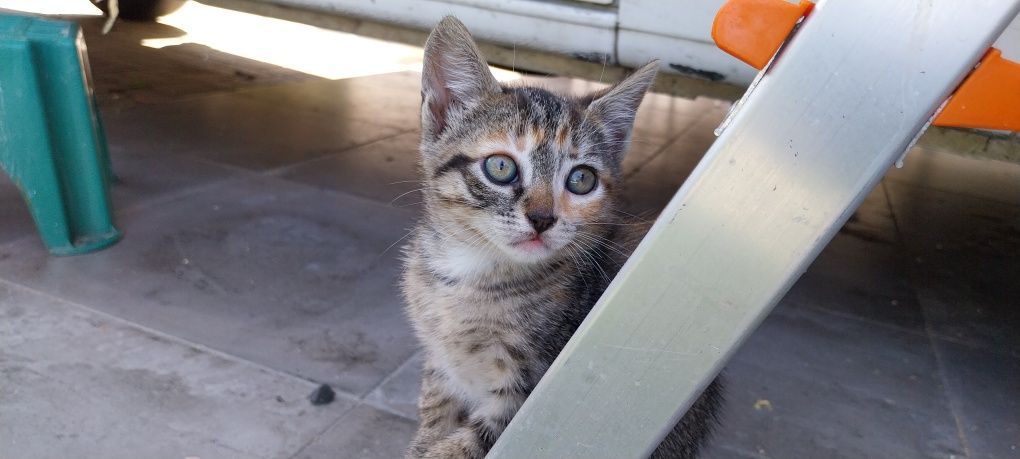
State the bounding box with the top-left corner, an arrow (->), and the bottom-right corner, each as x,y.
487,1 -> 1020,457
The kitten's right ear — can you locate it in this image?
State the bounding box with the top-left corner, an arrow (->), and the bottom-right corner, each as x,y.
421,16 -> 501,141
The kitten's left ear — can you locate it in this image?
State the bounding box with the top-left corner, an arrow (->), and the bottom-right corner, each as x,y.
584,61 -> 659,155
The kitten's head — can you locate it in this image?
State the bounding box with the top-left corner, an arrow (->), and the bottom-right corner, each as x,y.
419,16 -> 657,265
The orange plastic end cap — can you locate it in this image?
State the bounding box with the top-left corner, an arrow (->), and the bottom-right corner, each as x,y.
934,48 -> 1020,132
712,0 -> 813,70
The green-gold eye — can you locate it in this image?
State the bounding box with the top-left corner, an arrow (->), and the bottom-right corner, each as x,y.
566,166 -> 598,195
483,154 -> 518,184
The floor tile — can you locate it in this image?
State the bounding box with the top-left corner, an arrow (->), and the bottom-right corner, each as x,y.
711,306 -> 964,459
108,146 -> 252,212
0,280 -> 350,459
934,340 -> 1020,459
783,185 -> 925,331
886,181 -> 1020,357
365,351 -> 423,420
621,112 -> 725,216
0,146 -> 246,253
0,177 -> 35,246
232,72 -> 424,131
621,136 -> 672,179
631,97 -> 726,146
700,444 -> 762,459
293,404 -> 417,459
101,93 -> 408,171
887,147 -> 1020,206
0,177 -> 419,396
280,131 -> 423,208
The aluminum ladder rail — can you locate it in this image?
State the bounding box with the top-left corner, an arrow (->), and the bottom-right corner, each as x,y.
487,1 -> 1020,457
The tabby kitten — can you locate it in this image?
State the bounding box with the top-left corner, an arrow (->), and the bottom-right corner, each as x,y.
401,16 -> 723,459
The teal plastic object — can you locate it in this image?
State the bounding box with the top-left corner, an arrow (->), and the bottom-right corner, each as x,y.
0,14 -> 121,255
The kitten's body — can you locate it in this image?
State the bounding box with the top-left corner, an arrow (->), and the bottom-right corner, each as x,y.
401,17 -> 722,459
403,219 -> 723,458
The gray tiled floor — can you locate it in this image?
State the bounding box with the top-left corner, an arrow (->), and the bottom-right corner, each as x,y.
934,340 -> 1020,459
716,306 -> 963,459
0,281 -> 352,459
2,6 -> 1019,459
102,94 -> 409,171
0,177 -> 419,396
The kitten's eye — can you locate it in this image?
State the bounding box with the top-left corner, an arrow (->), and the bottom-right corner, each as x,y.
566,166 -> 598,195
483,154 -> 518,184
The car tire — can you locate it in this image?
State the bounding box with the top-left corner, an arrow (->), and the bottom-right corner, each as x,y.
96,0 -> 188,21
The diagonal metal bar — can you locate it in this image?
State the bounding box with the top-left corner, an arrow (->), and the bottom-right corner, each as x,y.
487,1 -> 1020,457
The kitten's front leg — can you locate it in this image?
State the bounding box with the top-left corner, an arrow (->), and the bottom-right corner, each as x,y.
407,367 -> 465,458
422,387 -> 527,459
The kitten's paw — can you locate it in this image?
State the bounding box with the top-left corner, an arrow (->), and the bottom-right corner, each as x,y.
421,436 -> 482,459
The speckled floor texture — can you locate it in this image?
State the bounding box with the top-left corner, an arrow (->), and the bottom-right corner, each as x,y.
1,3 -> 1018,459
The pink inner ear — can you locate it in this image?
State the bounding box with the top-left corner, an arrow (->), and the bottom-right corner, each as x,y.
429,94 -> 448,136
424,69 -> 451,137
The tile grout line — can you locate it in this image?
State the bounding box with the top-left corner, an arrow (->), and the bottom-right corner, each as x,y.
715,443 -> 768,459
115,172 -> 258,218
285,358 -> 422,459
284,400 -> 363,459
928,332 -> 1020,361
786,298 -> 1020,362
359,396 -> 419,422
261,129 -> 418,178
921,303 -> 974,459
880,180 -> 973,459
0,255 -> 421,422
283,333 -> 425,457
363,350 -> 420,398
1,272 -> 423,421
283,395 -> 416,459
623,112 -> 710,181
359,351 -> 423,422
0,277 -> 371,407
8,140 -> 424,255
885,175 -> 1020,208
790,296 -> 1020,362
792,302 -> 928,338
624,106 -> 728,182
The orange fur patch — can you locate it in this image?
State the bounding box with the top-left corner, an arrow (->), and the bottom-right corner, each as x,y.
530,125 -> 546,146
555,125 -> 570,148
525,185 -> 554,214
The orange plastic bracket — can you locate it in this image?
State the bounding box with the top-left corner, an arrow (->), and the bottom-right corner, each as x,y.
933,48 -> 1020,132
712,0 -> 1020,132
711,0 -> 813,70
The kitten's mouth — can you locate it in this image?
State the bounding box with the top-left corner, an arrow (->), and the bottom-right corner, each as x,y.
511,234 -> 548,252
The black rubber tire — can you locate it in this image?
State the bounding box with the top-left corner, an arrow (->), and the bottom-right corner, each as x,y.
96,0 -> 188,21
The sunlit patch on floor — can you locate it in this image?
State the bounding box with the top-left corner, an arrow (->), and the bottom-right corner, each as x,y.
0,0 -> 102,16
0,0 -> 521,82
142,1 -> 521,81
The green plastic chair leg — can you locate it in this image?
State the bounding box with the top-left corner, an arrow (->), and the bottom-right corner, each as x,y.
0,15 -> 121,255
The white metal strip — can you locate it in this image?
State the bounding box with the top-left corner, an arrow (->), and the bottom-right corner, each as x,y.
487,1 -> 1020,457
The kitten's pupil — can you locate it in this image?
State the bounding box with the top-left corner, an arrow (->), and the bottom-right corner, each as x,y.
566,166 -> 597,195
483,154 -> 518,184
